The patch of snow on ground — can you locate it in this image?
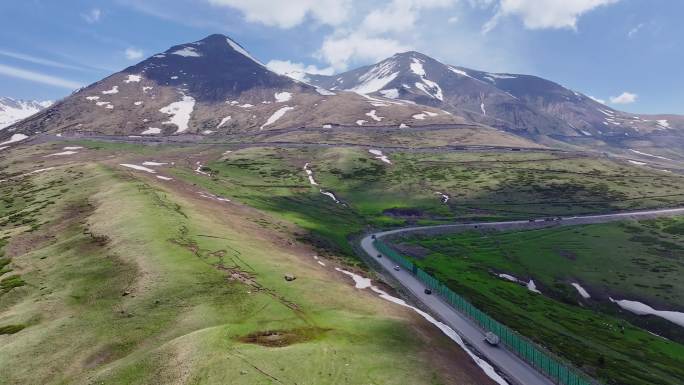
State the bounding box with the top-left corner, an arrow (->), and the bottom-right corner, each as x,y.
0,133 -> 28,147
527,280 -> 541,294
629,160 -> 647,166
610,298 -> 684,328
63,146 -> 83,150
365,110 -> 383,122
571,283 -> 591,299
435,191 -> 449,204
120,164 -> 156,173
134,101 -> 143,106
413,113 -> 426,120
142,161 -> 167,166
217,116 -> 232,128
379,88 -> 399,99
369,149 -> 391,164
487,73 -> 517,79
320,191 -> 340,203
194,162 -> 210,176
322,124 -> 332,128
102,86 -> 119,94
356,120 -> 367,126
313,255 -> 326,267
44,151 -> 77,157
197,191 -> 231,202
335,268 -> 509,385
629,149 -> 672,161
498,273 -> 519,282
303,163 -> 318,185
124,75 -> 142,83
480,103 -> 486,116
86,96 -> 100,101
156,175 -> 173,181
159,95 -> 195,133
261,106 -> 294,130
171,46 -> 201,57
238,103 -> 253,108
656,119 -> 670,128
399,123 -> 409,128
580,130 -> 592,136
143,86 -> 153,92
170,76 -> 179,80
274,92 -> 292,102
141,127 -> 161,135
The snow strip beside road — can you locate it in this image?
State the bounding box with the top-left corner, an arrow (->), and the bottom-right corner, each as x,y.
335,268 -> 509,385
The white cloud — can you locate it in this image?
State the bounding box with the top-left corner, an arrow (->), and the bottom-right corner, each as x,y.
588,95 -> 606,104
0,49 -> 88,71
206,0 -> 351,28
0,63 -> 82,89
317,32 -> 412,71
266,60 -> 334,81
361,0 -> 455,34
125,48 -> 144,60
82,8 -> 102,24
628,22 -> 644,38
482,0 -> 621,32
609,91 -> 637,104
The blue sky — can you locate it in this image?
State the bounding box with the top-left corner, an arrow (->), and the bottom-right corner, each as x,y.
0,0 -> 681,114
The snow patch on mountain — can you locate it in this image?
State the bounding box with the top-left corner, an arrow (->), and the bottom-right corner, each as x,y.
315,87 -> 335,96
379,89 -> 399,99
102,86 -> 119,94
261,106 -> 294,130
0,133 -> 29,147
351,61 -> 399,94
411,58 -> 443,101
365,110 -> 384,122
217,116 -> 232,128
124,74 -> 142,83
159,94 -> 195,133
274,92 -> 292,102
172,46 -> 201,57
226,37 -> 263,66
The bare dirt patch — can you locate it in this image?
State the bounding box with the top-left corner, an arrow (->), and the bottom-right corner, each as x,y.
237,327 -> 328,348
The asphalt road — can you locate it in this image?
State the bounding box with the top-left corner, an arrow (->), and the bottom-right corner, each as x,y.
359,206 -> 684,385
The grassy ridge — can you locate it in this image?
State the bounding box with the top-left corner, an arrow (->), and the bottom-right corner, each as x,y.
0,161 -> 464,384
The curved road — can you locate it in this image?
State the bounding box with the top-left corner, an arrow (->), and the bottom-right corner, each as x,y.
359,207 -> 684,385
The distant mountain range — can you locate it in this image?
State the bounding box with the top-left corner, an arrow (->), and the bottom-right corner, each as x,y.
1,34 -> 681,152
0,97 -> 52,130
308,51 -> 683,138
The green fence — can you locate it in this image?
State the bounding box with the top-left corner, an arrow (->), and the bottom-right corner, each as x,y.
373,239 -> 597,385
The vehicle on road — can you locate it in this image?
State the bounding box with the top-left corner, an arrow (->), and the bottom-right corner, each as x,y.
424,288 -> 432,295
393,265 -> 400,271
484,332 -> 500,346
377,253 -> 382,258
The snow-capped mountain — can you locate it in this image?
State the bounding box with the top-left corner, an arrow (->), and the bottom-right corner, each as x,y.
0,97 -> 52,130
2,34 -> 465,141
309,52 -> 681,138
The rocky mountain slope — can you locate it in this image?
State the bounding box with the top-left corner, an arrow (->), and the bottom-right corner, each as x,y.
1,35 -> 464,145
309,52 -> 682,140
0,97 -> 52,130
